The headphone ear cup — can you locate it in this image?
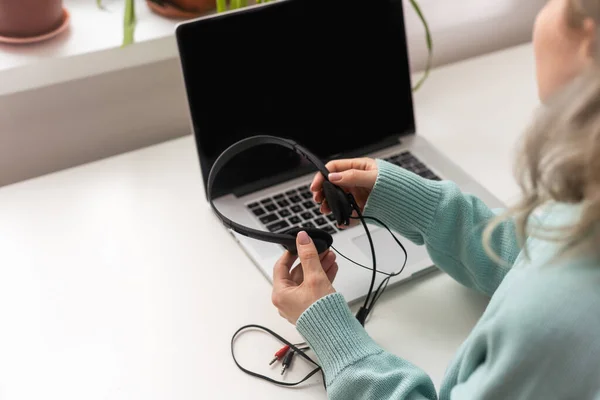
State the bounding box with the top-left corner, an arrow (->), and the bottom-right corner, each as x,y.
282,227 -> 333,254
322,181 -> 353,226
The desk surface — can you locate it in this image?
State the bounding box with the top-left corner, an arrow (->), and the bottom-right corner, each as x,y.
0,44 -> 538,400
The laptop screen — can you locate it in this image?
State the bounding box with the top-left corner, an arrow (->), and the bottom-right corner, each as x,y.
176,0 -> 415,199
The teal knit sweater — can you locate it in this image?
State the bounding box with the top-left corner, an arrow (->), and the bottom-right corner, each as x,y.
296,160 -> 600,399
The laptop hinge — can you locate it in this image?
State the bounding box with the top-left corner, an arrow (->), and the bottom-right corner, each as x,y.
229,135 -> 403,198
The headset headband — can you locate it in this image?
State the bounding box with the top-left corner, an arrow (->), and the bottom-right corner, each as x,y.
207,135 -> 335,253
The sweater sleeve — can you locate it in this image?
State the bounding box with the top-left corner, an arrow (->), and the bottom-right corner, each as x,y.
297,270 -> 600,400
363,159 -> 520,297
296,293 -> 438,400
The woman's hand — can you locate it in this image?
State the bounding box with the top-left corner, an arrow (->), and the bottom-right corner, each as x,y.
310,158 -> 378,227
272,231 -> 339,325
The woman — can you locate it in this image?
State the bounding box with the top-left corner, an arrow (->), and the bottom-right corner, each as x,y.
270,0 -> 600,398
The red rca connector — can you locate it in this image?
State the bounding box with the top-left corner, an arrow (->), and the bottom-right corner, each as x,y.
269,345 -> 290,365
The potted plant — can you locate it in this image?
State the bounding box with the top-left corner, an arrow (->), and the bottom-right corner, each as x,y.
101,0 -> 216,46
408,0 -> 432,91
0,0 -> 70,44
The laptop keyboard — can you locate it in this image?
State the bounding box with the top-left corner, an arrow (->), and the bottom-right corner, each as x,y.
384,151 -> 441,181
246,151 -> 440,235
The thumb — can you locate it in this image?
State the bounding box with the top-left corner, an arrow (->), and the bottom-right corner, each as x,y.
328,169 -> 377,189
296,231 -> 326,277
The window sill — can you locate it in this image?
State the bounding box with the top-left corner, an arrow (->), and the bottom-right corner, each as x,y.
0,0 -> 199,96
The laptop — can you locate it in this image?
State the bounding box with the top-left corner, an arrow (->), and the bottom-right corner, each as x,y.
175,0 -> 503,303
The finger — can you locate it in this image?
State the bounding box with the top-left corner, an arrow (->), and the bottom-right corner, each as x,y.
290,263 -> 304,284
324,158 -> 372,174
273,251 -> 297,289
328,169 -> 377,189
311,158 -> 372,192
320,251 -> 332,261
311,171 -> 326,193
292,251 -> 332,284
296,231 -> 326,277
325,262 -> 339,283
320,200 -> 331,215
321,251 -> 337,273
313,190 -> 325,204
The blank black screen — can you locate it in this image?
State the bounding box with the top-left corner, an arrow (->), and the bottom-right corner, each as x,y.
176,0 -> 415,199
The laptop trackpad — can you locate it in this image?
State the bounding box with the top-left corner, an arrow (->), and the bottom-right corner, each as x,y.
352,229 -> 408,275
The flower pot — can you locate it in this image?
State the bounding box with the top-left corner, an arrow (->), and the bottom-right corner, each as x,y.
0,0 -> 65,38
171,0 -> 215,13
146,0 -> 215,19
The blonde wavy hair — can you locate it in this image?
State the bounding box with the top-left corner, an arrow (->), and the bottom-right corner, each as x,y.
483,0 -> 600,263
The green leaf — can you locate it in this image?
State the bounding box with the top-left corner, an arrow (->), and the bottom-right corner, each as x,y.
122,0 -> 136,47
409,0 -> 433,92
216,0 -> 227,12
96,0 -> 106,10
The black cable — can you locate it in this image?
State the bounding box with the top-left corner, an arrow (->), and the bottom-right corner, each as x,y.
351,215 -> 408,320
230,215 -> 408,388
353,206 -> 377,325
330,245 -> 394,277
231,324 -> 325,387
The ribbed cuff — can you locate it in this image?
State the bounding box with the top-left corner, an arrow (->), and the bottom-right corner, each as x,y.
296,293 -> 382,385
363,159 -> 443,244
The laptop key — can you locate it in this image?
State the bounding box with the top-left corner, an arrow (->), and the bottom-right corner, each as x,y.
265,203 -> 277,212
315,217 -> 328,226
313,208 -> 322,217
277,200 -> 290,208
248,202 -> 259,209
267,220 -> 290,232
289,216 -> 302,225
388,155 -> 401,164
290,195 -> 302,203
274,194 -> 285,200
252,207 -> 266,217
301,192 -> 312,199
302,201 -> 315,210
260,198 -> 272,205
285,189 -> 297,196
326,214 -> 336,222
290,205 -> 303,213
279,209 -> 291,218
301,212 -> 313,221
302,222 -> 316,229
260,214 -> 279,224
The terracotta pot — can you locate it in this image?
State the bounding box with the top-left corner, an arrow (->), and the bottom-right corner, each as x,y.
147,0 -> 215,19
172,0 -> 214,13
0,0 -> 64,38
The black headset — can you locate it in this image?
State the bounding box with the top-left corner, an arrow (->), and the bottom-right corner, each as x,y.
207,135 -> 356,255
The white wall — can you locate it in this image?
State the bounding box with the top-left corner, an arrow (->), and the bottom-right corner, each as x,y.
404,0 -> 545,71
0,0 -> 546,187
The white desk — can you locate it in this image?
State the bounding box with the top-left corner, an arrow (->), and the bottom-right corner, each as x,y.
0,43 -> 538,400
